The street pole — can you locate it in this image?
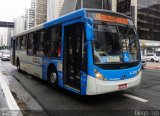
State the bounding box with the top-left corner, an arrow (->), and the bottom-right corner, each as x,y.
131,0 -> 138,29
111,0 -> 117,12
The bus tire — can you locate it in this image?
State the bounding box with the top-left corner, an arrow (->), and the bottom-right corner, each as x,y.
151,59 -> 154,62
48,66 -> 58,89
17,60 -> 21,72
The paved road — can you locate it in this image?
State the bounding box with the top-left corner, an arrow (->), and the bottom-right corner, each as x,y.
0,61 -> 160,116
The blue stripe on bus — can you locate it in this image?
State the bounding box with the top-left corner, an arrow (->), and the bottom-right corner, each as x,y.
87,41 -> 95,77
80,71 -> 87,95
42,57 -> 58,81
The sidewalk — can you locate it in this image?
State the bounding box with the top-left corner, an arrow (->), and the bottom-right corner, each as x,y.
0,72 -> 22,116
144,62 -> 160,70
0,84 -> 8,109
0,63 -> 48,116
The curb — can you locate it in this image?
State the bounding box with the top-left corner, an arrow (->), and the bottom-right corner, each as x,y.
144,66 -> 160,69
0,72 -> 23,116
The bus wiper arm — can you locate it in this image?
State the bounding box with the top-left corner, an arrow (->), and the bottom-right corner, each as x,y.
128,39 -> 136,46
102,21 -> 112,32
125,25 -> 131,38
102,21 -> 115,39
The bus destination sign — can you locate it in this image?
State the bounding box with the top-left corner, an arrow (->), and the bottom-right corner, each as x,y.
95,13 -> 129,25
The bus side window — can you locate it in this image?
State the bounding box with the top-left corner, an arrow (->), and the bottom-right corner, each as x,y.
21,35 -> 27,51
47,25 -> 61,58
16,37 -> 21,50
36,30 -> 45,57
27,33 -> 35,55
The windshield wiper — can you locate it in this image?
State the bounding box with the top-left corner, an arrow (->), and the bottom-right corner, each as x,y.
126,25 -> 131,37
102,21 -> 112,33
102,21 -> 115,39
128,39 -> 136,46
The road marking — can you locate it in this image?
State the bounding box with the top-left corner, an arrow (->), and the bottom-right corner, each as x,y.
123,94 -> 149,103
0,72 -> 23,115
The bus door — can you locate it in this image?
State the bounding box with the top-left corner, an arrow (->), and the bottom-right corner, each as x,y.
63,21 -> 87,93
11,39 -> 16,65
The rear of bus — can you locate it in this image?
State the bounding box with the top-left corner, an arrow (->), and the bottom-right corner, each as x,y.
85,9 -> 141,95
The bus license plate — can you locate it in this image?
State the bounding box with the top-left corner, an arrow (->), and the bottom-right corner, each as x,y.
108,56 -> 120,62
118,84 -> 127,89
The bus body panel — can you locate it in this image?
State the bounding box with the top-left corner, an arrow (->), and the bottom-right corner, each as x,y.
11,8 -> 142,95
94,64 -> 141,81
86,72 -> 141,95
42,58 -> 64,87
17,51 -> 43,78
86,63 -> 141,95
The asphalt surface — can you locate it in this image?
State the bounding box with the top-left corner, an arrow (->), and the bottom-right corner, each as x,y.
0,61 -> 160,116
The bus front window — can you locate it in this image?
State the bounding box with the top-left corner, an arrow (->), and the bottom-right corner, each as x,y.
93,22 -> 140,65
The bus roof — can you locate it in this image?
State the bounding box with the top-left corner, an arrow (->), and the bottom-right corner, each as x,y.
12,9 -> 86,38
12,8 -> 132,38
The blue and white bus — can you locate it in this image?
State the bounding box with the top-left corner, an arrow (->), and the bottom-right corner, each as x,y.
11,9 -> 142,95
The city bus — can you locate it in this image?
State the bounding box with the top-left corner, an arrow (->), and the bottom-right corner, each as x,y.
11,9 -> 142,95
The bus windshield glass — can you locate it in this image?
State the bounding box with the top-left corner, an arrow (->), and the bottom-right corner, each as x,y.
93,22 -> 140,64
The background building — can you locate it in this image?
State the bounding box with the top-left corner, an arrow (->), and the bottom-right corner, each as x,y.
31,0 -> 36,9
35,0 -> 47,26
0,29 -> 7,46
13,16 -> 25,35
25,0 -> 36,30
7,28 -> 14,47
117,0 -> 160,55
47,0 -> 64,20
25,8 -> 35,30
0,35 -> 3,47
60,0 -> 112,17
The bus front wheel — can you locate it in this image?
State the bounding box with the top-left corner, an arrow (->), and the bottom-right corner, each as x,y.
48,67 -> 58,89
151,59 -> 154,62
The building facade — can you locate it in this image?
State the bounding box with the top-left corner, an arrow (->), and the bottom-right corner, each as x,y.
13,16 -> 25,35
1,29 -> 7,46
47,0 -> 64,20
0,35 -> 3,47
117,0 -> 160,41
117,0 -> 160,54
25,8 -> 35,30
25,0 -> 36,30
7,28 -> 13,47
60,0 -> 112,17
35,0 -> 47,26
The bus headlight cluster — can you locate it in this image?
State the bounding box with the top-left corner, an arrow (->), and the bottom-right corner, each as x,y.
94,69 -> 105,80
137,68 -> 141,75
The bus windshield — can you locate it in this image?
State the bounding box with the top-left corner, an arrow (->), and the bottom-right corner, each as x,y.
93,22 -> 140,64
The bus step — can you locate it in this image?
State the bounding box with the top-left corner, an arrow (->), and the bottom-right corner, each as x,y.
64,85 -> 80,93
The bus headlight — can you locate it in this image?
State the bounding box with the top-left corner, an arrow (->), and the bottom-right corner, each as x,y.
137,68 -> 141,75
94,69 -> 105,80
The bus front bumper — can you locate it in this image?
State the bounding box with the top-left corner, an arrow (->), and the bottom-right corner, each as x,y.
86,72 -> 141,95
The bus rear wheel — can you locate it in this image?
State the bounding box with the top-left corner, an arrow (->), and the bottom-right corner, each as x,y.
48,67 -> 58,89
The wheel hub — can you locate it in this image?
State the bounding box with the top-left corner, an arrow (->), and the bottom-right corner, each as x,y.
50,73 -> 57,83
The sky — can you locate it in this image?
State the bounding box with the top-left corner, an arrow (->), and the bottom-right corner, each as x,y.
0,0 -> 31,34
0,0 -> 31,21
